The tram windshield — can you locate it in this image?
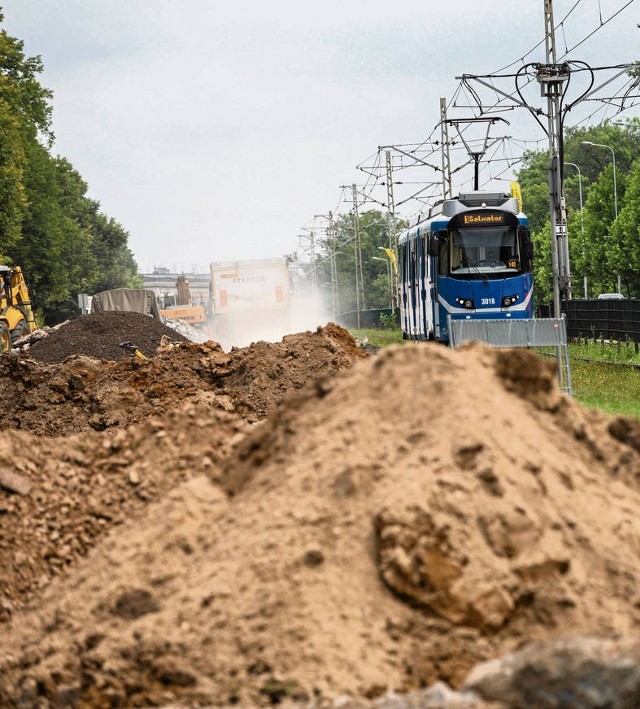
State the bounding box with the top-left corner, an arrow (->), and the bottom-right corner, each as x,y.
449,226 -> 521,277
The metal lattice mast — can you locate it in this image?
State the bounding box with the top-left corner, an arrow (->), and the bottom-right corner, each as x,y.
351,183 -> 365,326
440,97 -> 452,199
327,210 -> 340,319
538,0 -> 571,316
298,228 -> 319,307
385,150 -> 397,313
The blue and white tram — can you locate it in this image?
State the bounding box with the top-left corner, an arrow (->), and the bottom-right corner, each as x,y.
397,191 -> 534,343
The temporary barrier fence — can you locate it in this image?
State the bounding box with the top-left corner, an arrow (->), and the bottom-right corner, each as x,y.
448,316 -> 572,396
561,299 -> 640,345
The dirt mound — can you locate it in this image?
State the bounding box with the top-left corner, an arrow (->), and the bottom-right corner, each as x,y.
221,322 -> 368,419
26,311 -> 190,363
0,322 -> 367,613
0,323 -> 366,436
2,343 -> 640,707
0,404 -> 247,622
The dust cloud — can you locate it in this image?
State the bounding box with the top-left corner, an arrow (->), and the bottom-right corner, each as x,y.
210,288 -> 334,351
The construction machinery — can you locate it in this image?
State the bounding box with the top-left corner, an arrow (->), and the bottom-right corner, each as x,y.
158,275 -> 208,330
118,341 -> 149,360
0,266 -> 37,352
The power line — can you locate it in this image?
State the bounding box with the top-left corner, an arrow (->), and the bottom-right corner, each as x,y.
488,0 -> 634,75
559,0 -> 637,57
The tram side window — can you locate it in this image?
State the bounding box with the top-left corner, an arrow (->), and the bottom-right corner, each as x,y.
398,244 -> 406,283
438,236 -> 449,276
418,236 -> 425,283
451,240 -> 464,271
410,241 -> 417,290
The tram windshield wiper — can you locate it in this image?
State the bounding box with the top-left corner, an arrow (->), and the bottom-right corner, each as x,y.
461,257 -> 489,286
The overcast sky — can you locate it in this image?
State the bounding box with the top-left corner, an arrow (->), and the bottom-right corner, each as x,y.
2,0 -> 638,273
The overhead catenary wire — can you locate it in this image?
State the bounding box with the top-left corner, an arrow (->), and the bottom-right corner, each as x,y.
559,0 -> 637,58
488,0 -> 633,75
301,1 -> 639,275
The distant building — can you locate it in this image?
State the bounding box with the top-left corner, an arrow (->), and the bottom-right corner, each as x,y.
141,269 -> 210,307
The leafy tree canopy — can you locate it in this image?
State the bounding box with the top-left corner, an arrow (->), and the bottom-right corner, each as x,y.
311,210 -> 406,315
0,13 -> 141,324
516,121 -> 640,302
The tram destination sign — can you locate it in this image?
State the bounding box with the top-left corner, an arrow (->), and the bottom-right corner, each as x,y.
462,212 -> 505,226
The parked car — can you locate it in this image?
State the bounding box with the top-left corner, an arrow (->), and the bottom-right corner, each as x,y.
597,293 -> 625,300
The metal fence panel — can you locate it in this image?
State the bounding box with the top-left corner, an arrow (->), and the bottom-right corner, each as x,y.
562,299 -> 640,342
338,308 -> 396,329
449,317 -> 568,348
448,316 -> 572,396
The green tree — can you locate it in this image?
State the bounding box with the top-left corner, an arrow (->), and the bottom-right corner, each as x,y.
13,142 -> 140,322
0,12 -> 52,141
531,219 -> 553,306
610,157 -> 640,297
0,10 -> 53,256
579,164 -> 625,295
516,121 -> 640,303
13,141 -> 94,318
90,213 -> 142,293
52,157 -> 141,294
517,150 -> 550,237
0,101 -> 25,254
0,14 -> 142,323
314,210 -> 405,314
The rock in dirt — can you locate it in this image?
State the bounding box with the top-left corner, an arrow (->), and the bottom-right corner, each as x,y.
464,635 -> 640,708
0,469 -> 31,495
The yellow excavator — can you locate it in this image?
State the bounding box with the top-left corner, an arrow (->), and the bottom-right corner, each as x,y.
158,274 -> 207,328
0,265 -> 37,353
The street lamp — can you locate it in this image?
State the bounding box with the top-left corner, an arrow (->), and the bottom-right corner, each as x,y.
564,162 -> 587,298
581,140 -> 620,294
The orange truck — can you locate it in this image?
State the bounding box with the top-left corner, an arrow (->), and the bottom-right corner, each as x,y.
158,275 -> 207,330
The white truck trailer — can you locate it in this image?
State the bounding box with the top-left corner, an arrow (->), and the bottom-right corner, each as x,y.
209,257 -> 293,348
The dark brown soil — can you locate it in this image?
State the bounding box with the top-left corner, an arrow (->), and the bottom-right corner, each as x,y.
27,311 -> 188,363
0,319 -> 367,618
0,321 -> 367,437
11,312 -> 640,708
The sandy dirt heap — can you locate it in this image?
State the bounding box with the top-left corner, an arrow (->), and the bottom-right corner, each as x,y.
0,318 -> 365,620
0,404 -> 248,623
2,342 -> 640,707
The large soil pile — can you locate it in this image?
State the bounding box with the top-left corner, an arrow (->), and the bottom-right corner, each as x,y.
26,311 -> 190,363
2,341 -> 640,708
0,404 -> 248,622
0,317 -> 367,616
1,319 -> 366,436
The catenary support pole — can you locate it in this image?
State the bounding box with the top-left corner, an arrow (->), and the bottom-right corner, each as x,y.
440,98 -> 452,199
538,0 -> 571,317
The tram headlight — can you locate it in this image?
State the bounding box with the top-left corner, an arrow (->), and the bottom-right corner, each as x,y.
456,297 -> 474,309
502,294 -> 520,307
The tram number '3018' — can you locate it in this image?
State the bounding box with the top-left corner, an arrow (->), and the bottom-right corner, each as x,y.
481,298 -> 496,305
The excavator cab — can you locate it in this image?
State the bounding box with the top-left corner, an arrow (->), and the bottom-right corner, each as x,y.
0,266 -> 37,353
